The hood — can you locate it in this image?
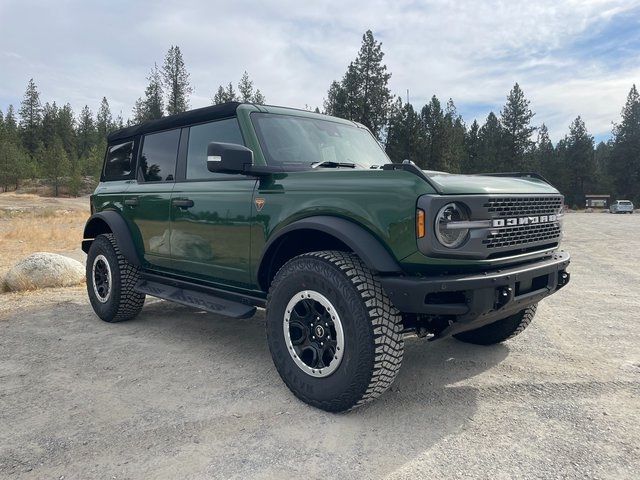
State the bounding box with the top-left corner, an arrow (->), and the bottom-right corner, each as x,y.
426,172 -> 559,195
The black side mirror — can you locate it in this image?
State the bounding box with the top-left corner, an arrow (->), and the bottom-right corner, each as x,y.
207,142 -> 254,174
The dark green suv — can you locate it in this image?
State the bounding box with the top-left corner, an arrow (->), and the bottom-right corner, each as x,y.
82,102 -> 571,412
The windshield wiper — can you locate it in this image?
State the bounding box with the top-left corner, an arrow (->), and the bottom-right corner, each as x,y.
310,161 -> 356,169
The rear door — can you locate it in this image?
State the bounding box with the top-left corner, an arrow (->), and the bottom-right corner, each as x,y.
170,117 -> 256,288
122,128 -> 180,270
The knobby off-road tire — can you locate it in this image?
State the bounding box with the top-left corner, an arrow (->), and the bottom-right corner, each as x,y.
453,304 -> 537,346
266,251 -> 404,412
86,233 -> 145,323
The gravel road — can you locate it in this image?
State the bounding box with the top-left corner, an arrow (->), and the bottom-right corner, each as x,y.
1,213 -> 639,479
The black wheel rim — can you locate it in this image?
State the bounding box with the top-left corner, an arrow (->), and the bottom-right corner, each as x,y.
284,290 -> 344,377
92,254 -> 112,303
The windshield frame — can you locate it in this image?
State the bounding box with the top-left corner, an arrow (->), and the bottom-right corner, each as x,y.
250,112 -> 390,170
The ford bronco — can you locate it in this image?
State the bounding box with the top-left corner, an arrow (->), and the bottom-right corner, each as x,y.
82,102 -> 571,412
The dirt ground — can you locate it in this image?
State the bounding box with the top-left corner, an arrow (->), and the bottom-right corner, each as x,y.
0,212 -> 639,479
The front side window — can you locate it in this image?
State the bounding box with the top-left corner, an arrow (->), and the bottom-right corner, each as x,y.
251,113 -> 390,169
139,129 -> 180,182
103,141 -> 134,180
186,118 -> 244,179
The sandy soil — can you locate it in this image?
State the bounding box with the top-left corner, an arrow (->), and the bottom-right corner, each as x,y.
0,212 -> 639,479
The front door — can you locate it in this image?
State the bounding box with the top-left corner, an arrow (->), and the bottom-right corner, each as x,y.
169,117 -> 256,288
122,128 -> 180,270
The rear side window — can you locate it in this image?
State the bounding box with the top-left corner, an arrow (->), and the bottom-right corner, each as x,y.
103,141 -> 134,180
139,129 -> 180,182
186,118 -> 244,180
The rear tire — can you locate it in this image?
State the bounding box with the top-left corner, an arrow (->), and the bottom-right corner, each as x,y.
453,305 -> 537,346
266,251 -> 404,412
86,233 -> 145,322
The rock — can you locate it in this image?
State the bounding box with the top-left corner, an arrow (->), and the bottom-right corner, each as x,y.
3,252 -> 85,292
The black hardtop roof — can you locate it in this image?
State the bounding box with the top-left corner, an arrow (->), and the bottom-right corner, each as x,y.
107,102 -> 241,143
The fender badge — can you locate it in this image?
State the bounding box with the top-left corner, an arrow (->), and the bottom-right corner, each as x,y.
254,197 -> 266,212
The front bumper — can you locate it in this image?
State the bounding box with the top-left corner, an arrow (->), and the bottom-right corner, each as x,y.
379,252 -> 571,338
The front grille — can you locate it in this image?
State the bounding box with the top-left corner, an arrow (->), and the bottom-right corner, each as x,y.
482,195 -> 563,250
484,196 -> 563,217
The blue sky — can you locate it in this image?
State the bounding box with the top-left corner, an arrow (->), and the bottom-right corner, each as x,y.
1,0 -> 639,143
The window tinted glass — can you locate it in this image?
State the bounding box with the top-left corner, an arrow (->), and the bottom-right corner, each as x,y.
140,129 -> 180,182
186,118 -> 244,179
104,141 -> 134,180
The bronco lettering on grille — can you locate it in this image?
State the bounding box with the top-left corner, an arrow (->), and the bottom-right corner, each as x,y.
492,214 -> 557,228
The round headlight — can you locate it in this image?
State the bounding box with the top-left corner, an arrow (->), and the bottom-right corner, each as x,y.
435,202 -> 470,248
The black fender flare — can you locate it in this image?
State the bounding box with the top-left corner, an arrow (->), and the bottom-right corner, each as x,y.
81,211 -> 142,266
258,216 -> 402,287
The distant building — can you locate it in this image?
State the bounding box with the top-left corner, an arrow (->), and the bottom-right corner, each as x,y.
585,194 -> 610,209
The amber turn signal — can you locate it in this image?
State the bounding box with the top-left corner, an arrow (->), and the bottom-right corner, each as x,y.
416,209 -> 426,238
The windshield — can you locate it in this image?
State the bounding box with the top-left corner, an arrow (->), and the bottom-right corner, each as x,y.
251,113 -> 390,169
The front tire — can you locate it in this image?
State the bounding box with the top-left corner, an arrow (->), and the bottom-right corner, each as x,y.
86,233 -> 145,322
266,251 -> 404,412
453,305 -> 537,346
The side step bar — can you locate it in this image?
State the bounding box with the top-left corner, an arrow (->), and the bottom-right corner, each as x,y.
135,279 -> 257,319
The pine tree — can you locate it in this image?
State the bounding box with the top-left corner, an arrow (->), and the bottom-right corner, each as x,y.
421,96 -> 446,170
441,99 -> 466,173
594,140 -> 614,195
0,138 -> 28,192
238,71 -> 254,102
77,105 -> 96,161
324,80 -> 348,117
0,104 -> 30,190
18,78 -> 43,156
96,97 -> 113,139
253,89 -> 266,105
562,116 -> 595,206
212,82 -> 238,104
463,120 -> 481,172
57,103 -> 76,161
324,30 -> 392,138
133,64 -> 164,123
535,124 -> 554,178
478,112 -> 503,172
501,83 -> 536,170
385,98 -> 424,164
4,105 -> 18,137
236,71 -> 266,104
40,102 -> 59,149
41,135 -> 70,197
610,84 -> 640,201
162,45 -> 192,115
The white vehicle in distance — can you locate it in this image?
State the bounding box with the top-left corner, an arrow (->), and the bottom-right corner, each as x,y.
610,200 -> 634,214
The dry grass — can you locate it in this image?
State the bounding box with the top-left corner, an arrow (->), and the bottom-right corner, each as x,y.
0,193 -> 90,279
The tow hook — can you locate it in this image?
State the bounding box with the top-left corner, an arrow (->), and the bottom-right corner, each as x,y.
495,286 -> 513,309
557,271 -> 570,289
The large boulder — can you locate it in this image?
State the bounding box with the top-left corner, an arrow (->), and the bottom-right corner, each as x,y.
3,252 -> 85,292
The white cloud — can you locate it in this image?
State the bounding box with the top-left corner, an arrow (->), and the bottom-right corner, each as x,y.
1,0 -> 638,141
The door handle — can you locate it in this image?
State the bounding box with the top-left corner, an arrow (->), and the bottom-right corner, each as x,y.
124,197 -> 139,207
172,198 -> 194,209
